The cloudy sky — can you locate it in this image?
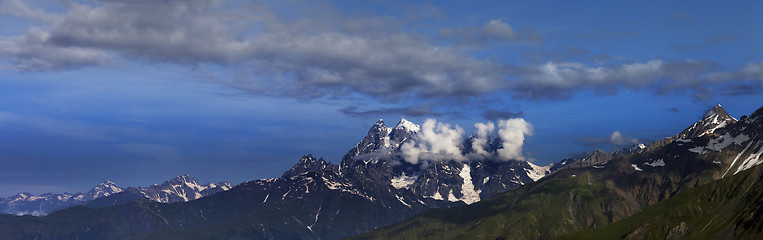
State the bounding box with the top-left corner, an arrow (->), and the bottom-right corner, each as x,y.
1,0 -> 761,196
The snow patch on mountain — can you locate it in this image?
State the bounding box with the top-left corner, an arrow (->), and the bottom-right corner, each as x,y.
390,173 -> 417,189
689,133 -> 750,155
396,195 -> 411,208
526,162 -> 550,181
458,164 -> 480,204
708,133 -> 750,151
321,176 -> 375,202
724,139 -> 756,178
734,139 -> 763,175
430,191 -> 443,200
631,164 -> 643,171
645,159 -> 666,167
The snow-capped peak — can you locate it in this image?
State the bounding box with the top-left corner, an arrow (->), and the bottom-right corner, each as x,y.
94,180 -> 122,191
168,175 -> 207,191
134,175 -> 232,203
374,119 -> 386,127
704,104 -> 737,122
84,180 -> 123,200
394,118 -> 420,133
677,104 -> 738,138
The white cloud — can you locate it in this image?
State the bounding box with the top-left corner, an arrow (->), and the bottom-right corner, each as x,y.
482,19 -> 517,41
2,0 -> 506,100
608,130 -> 639,146
0,28 -> 109,71
438,18 -> 542,45
0,0 -> 56,23
496,119 -> 533,161
400,118 -> 533,164
1,1 -> 760,101
400,119 -> 466,164
471,122 -> 495,157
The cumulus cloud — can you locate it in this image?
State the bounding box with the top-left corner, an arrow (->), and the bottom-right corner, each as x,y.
496,119 -> 534,161
471,122 -> 495,157
608,131 -> 639,146
400,118 -> 533,164
400,119 -> 466,164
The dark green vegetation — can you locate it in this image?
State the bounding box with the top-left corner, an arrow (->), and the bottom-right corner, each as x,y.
556,165 -> 763,240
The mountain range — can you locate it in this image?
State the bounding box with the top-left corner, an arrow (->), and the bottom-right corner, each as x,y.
351,104 -> 763,239
0,104 -> 760,239
0,175 -> 231,216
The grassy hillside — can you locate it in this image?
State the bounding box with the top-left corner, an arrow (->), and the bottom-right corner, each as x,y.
556,165 -> 762,240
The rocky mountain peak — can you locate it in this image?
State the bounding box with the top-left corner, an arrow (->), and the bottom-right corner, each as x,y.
677,104 -> 738,138
283,154 -> 336,178
369,119 -> 390,134
704,104 -> 732,119
84,180 -> 123,200
169,174 -> 195,183
389,119 -> 419,146
393,118 -> 420,132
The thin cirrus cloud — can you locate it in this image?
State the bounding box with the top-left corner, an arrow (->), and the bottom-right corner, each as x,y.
339,104 -> 459,118
1,0 -> 761,103
483,110 -> 524,121
438,18 -> 544,45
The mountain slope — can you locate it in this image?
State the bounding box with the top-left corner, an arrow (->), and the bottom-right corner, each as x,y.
349,104 -> 763,240
556,164 -> 763,240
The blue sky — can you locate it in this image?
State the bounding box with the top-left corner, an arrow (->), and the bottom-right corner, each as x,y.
0,0 -> 761,196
